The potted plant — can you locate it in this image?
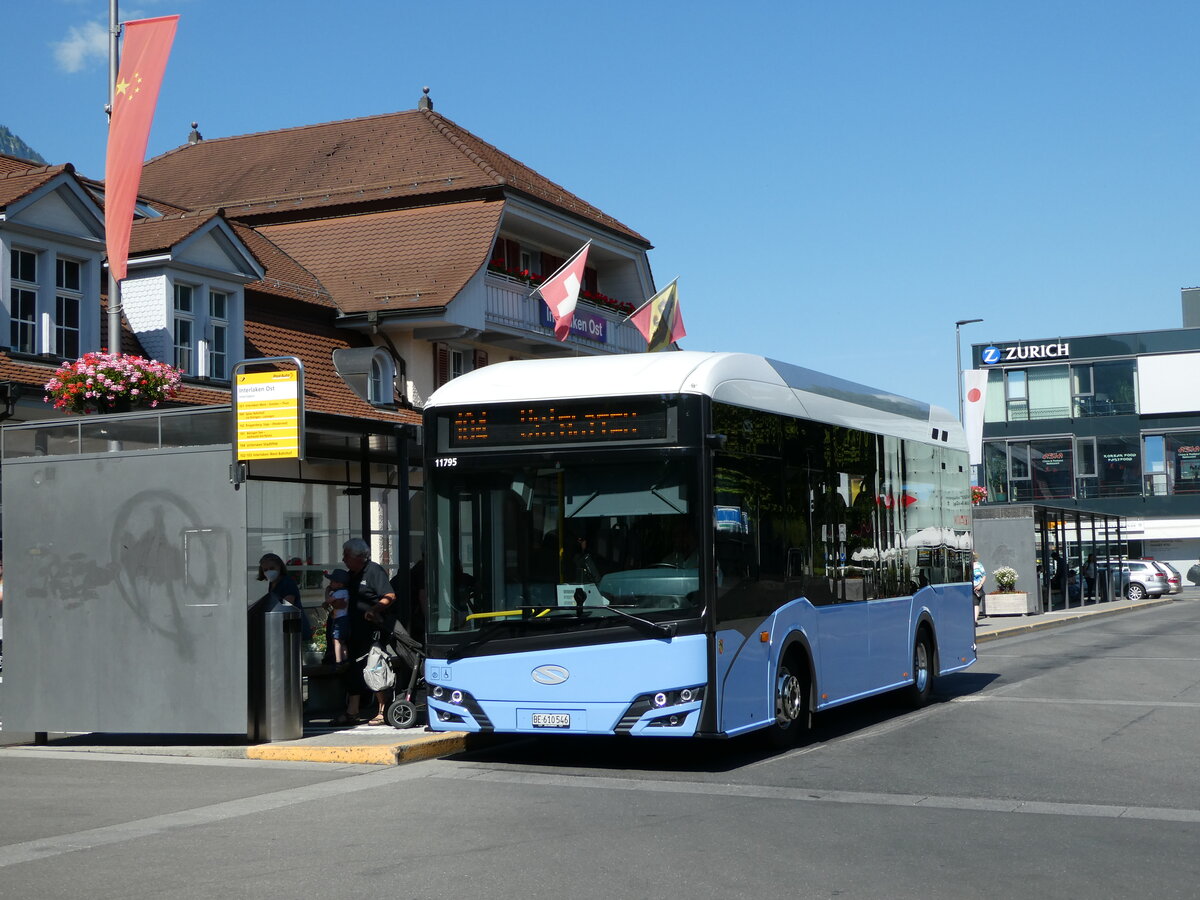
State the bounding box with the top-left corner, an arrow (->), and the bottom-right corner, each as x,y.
986,565 -> 1037,615
304,616 -> 328,667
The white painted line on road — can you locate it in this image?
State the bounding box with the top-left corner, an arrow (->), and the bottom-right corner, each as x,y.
0,762 -> 429,870
953,695 -> 1200,708
431,763 -> 1200,824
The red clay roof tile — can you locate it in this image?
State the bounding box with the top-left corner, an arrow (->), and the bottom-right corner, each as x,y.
258,199 -> 504,313
138,109 -> 646,244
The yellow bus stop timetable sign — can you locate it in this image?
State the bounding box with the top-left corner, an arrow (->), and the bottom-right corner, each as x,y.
235,369 -> 301,461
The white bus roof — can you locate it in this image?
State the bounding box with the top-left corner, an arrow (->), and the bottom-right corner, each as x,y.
427,351 -> 964,450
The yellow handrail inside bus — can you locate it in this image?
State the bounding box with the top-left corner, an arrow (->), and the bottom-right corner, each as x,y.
465,607 -> 554,622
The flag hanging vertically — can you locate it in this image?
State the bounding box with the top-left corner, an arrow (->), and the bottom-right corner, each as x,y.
105,15 -> 179,283
628,279 -> 686,352
533,241 -> 590,341
962,368 -> 989,467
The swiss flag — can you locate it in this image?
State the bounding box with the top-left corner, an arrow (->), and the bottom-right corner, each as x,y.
105,15 -> 179,282
535,242 -> 590,341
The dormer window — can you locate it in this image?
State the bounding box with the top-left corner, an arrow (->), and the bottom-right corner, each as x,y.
7,248 -> 96,360
173,282 -> 195,371
55,258 -> 82,360
171,280 -> 237,380
10,248 -> 37,354
368,350 -> 395,405
208,290 -> 229,379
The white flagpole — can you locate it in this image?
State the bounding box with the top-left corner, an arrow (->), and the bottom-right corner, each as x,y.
107,0 -> 122,355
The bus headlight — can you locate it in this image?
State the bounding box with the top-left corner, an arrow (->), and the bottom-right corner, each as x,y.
616,685 -> 706,733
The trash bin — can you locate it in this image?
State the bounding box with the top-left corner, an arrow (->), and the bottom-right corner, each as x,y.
247,594 -> 303,742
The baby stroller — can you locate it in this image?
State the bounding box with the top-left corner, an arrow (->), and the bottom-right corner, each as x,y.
374,618 -> 426,729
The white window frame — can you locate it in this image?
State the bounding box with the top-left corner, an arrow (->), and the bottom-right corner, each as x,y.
170,279 -> 240,381
54,256 -> 83,360
9,247 -> 38,354
368,350 -> 395,406
5,246 -> 98,359
173,282 -> 196,373
207,289 -> 229,380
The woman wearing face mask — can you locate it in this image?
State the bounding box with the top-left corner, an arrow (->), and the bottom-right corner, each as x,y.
258,553 -> 307,632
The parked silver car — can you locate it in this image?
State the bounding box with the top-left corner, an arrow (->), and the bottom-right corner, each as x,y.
1096,559 -> 1168,600
1145,559 -> 1183,595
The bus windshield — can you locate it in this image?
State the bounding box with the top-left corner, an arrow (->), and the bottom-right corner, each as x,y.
427,457 -> 705,640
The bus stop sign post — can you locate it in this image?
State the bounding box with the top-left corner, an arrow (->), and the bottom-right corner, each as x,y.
231,357 -> 306,486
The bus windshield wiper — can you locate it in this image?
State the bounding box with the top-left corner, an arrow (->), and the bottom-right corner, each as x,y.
591,603 -> 676,639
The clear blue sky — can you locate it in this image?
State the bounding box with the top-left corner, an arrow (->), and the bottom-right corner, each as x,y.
9,1 -> 1200,415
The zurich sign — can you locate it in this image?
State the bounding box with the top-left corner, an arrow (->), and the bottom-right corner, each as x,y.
981,346 -> 1002,365
532,665 -> 570,685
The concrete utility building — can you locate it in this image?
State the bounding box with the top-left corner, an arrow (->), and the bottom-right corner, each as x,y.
971,290 -> 1200,576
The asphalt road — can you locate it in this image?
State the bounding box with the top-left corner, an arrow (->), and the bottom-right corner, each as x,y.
2,598 -> 1199,899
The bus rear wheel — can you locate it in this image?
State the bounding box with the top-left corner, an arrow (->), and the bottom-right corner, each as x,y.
767,657 -> 808,748
904,630 -> 935,708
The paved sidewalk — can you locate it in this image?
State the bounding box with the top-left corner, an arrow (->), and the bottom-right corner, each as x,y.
975,588 -> 1192,643
0,716 -> 476,767
5,588 -> 1192,766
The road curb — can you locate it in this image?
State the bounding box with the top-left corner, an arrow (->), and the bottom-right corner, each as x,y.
976,597 -> 1174,643
244,730 -> 469,766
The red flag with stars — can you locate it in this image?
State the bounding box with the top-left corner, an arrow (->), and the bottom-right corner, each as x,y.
104,15 -> 179,282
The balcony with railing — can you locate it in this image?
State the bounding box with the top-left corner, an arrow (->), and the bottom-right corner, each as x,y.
484,270 -> 645,354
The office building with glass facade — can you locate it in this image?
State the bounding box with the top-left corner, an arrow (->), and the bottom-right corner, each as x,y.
972,310 -> 1200,575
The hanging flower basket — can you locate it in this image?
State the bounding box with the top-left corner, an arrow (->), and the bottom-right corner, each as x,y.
44,351 -> 183,415
971,485 -> 987,505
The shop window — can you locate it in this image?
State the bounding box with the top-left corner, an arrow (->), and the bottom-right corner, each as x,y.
1076,437 -> 1097,498
1096,435 -> 1141,497
983,441 -> 1009,502
1167,432 -> 1200,494
1143,431 -> 1200,496
1029,438 -> 1073,499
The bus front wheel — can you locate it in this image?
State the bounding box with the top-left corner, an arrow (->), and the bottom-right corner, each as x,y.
767,656 -> 808,748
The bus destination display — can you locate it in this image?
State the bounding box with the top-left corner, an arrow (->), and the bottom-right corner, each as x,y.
446,400 -> 671,448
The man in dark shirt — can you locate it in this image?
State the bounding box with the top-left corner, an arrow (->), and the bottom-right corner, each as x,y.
336,538 -> 396,727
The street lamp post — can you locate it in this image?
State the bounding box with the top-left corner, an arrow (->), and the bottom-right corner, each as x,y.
955,318 -> 984,422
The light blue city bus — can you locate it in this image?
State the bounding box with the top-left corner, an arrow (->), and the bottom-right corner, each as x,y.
422,352 -> 976,744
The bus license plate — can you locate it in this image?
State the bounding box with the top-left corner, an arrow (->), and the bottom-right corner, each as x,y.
531,713 -> 571,728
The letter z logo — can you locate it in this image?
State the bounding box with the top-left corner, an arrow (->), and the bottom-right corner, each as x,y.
981,346 -> 1001,365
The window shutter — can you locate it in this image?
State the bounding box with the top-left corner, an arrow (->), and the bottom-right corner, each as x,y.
434,342 -> 449,389
505,239 -> 520,269
542,252 -> 564,277
584,266 -> 598,295
473,349 -> 488,370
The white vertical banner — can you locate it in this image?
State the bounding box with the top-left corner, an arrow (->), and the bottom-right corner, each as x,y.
962,369 -> 988,467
